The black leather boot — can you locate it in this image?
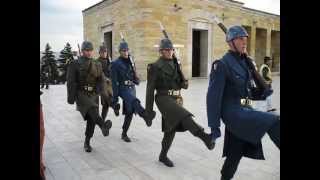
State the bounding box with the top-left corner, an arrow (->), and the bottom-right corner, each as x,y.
99,119 -> 112,136
121,133 -> 131,142
84,137 -> 92,152
113,103 -> 120,116
159,150 -> 174,167
139,110 -> 156,127
196,130 -> 215,150
159,132 -> 175,167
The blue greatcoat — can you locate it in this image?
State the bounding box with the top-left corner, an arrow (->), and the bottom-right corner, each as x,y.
207,51 -> 279,159
110,57 -> 140,115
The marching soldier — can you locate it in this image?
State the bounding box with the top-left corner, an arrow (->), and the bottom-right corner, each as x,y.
97,45 -> 112,121
40,65 -> 50,89
67,41 -> 112,152
259,56 -> 276,112
146,38 -> 215,167
110,41 -> 156,142
206,26 -> 280,180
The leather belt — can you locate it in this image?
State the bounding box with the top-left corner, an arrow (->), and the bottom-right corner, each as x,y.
81,86 -> 94,91
157,89 -> 181,96
123,80 -> 135,86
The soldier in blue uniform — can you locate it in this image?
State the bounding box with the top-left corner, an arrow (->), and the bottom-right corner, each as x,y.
206,26 -> 280,180
111,41 -> 156,142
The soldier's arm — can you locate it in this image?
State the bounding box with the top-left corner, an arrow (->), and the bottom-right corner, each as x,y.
66,61 -> 77,104
145,64 -> 157,112
110,62 -> 120,105
206,61 -> 227,140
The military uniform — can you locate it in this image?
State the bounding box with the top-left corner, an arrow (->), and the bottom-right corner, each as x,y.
258,57 -> 276,112
145,38 -> 214,167
111,41 -> 155,142
67,41 -> 112,152
97,45 -> 113,121
206,26 -> 280,180
40,65 -> 50,89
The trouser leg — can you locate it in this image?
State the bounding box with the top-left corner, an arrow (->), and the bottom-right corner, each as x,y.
101,104 -> 109,121
180,115 -> 203,135
160,131 -> 176,157
181,115 -> 215,150
159,130 -> 176,167
267,119 -> 280,149
132,99 -> 145,115
221,154 -> 242,180
85,115 -> 96,138
87,107 -> 112,136
122,114 -> 133,136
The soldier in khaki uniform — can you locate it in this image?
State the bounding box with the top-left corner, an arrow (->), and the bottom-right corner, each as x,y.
97,45 -> 113,121
145,39 -> 215,167
67,41 -> 112,152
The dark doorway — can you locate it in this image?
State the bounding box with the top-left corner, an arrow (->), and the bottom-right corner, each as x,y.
192,29 -> 208,77
104,31 -> 112,59
192,30 -> 200,77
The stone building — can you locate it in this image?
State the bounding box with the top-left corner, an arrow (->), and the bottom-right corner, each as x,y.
83,0 -> 280,80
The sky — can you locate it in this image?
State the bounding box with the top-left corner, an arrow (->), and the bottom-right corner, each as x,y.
40,0 -> 280,52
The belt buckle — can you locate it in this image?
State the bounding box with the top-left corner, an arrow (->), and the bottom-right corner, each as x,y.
241,98 -> 252,106
240,99 -> 246,105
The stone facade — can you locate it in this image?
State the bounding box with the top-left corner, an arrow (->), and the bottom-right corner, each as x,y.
83,0 -> 280,80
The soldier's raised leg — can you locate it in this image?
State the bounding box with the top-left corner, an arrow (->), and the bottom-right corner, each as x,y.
87,107 -> 112,137
121,114 -> 133,142
159,130 -> 176,167
131,99 -> 155,127
101,104 -> 109,122
181,115 -> 215,150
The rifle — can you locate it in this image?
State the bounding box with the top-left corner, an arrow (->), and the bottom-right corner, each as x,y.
158,21 -> 188,88
77,43 -> 81,58
211,15 -> 272,99
119,32 -> 139,82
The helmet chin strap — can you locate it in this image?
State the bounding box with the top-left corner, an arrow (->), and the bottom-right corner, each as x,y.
231,39 -> 247,58
231,40 -> 240,54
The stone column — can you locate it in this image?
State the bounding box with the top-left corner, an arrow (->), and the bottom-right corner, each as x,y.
250,25 -> 256,59
266,27 -> 272,57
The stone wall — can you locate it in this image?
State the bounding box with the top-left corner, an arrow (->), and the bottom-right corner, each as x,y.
83,0 -> 280,80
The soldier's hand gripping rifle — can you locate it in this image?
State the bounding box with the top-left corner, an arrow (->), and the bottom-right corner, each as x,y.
120,32 -> 140,84
158,22 -> 188,89
212,15 -> 272,100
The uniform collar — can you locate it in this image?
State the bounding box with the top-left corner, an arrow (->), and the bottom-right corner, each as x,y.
224,51 -> 248,78
119,56 -> 130,62
80,56 -> 92,62
228,50 -> 248,60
